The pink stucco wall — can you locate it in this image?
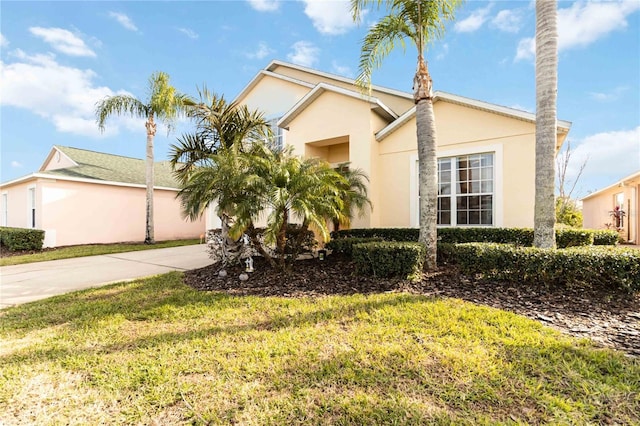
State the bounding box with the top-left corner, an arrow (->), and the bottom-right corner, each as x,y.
1,177 -> 204,247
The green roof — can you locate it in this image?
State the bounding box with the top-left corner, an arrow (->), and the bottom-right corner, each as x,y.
44,146 -> 181,188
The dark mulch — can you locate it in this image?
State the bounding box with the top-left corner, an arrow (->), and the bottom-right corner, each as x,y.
184,254 -> 640,357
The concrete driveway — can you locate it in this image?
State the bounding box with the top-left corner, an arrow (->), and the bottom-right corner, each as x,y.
0,244 -> 213,308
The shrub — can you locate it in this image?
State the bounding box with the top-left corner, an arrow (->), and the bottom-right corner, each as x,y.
592,230 -> 620,246
352,241 -> 425,281
555,228 -> 594,248
447,243 -> 640,292
325,237 -> 383,256
0,227 -> 45,251
333,227 -> 617,248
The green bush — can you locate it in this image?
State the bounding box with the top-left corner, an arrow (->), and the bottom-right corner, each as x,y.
0,227 -> 46,251
325,237 -> 383,256
352,241 -> 426,281
555,228 -> 594,248
333,227 -> 618,247
592,230 -> 620,246
447,243 -> 640,292
331,228 -> 419,242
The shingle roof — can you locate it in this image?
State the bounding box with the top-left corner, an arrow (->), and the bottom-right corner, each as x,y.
44,146 -> 181,188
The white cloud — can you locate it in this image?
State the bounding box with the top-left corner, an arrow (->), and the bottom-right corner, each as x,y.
11,161 -> 22,168
331,60 -> 353,77
515,37 -> 535,61
177,27 -> 198,39
588,86 -> 629,102
246,41 -> 274,60
302,0 -> 356,35
287,41 -> 319,67
0,50 -> 136,138
29,27 -> 96,57
571,127 -> 640,189
491,9 -> 523,33
454,4 -> 493,33
1,33 -> 8,48
108,12 -> 139,32
247,0 -> 280,12
515,0 -> 640,61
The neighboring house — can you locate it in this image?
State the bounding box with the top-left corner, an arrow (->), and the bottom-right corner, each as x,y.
581,170 -> 639,244
219,60 -> 571,230
0,146 -> 204,247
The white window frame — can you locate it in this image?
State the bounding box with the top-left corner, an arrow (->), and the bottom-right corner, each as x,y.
410,144 -> 503,227
1,192 -> 7,226
27,185 -> 36,229
266,114 -> 286,151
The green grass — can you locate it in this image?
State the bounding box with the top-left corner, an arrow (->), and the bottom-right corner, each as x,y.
0,239 -> 200,266
1,273 -> 638,425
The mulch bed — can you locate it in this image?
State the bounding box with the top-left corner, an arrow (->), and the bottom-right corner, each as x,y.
184,254 -> 640,357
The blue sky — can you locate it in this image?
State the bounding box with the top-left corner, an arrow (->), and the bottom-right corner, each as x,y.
1,0 -> 638,198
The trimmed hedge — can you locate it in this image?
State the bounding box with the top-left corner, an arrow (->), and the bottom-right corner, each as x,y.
592,230 -> 620,246
332,227 -> 617,248
325,237 -> 383,256
352,241 -> 426,281
448,243 -> 640,292
0,227 -> 45,251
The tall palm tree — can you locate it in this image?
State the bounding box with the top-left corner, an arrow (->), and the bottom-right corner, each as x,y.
351,0 -> 463,270
533,0 -> 558,248
96,72 -> 192,244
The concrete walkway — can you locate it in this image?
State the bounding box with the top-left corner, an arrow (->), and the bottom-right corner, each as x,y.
0,244 -> 213,308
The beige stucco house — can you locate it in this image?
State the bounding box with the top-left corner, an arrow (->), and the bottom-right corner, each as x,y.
0,146 -> 204,247
224,60 -> 571,230
581,170 -> 639,244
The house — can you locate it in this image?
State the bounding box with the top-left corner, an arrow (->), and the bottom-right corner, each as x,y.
0,146 -> 204,247
221,60 -> 571,230
581,170 -> 639,244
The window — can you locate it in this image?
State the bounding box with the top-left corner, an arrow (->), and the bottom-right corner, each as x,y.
28,187 -> 36,228
266,117 -> 285,151
438,153 -> 494,226
1,193 -> 7,226
613,192 -> 625,228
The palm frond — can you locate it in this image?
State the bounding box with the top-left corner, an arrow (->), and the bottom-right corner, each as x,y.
95,95 -> 147,132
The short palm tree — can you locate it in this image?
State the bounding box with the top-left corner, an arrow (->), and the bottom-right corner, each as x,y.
533,0 -> 558,248
96,72 -> 192,244
169,87 -> 271,185
351,0 -> 463,270
333,162 -> 372,232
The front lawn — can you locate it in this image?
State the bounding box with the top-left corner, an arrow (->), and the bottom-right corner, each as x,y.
0,239 -> 201,267
1,272 -> 638,425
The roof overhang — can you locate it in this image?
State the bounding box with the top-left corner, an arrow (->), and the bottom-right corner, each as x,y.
0,172 -> 181,191
39,145 -> 78,171
233,69 -> 315,104
376,91 -> 572,143
278,82 -> 397,129
581,170 -> 640,201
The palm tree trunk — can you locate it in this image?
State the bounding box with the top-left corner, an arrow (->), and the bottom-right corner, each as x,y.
145,114 -> 157,244
533,0 -> 558,249
414,57 -> 438,270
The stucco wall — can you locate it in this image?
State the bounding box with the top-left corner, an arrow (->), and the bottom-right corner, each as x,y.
240,74 -> 310,117
1,177 -> 204,247
582,184 -> 638,243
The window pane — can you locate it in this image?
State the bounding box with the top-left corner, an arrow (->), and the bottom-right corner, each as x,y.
481,210 -> 493,224
440,170 -> 451,183
481,167 -> 492,180
469,211 -> 480,224
481,195 -> 492,209
471,182 -> 480,193
481,181 -> 493,193
469,196 -> 480,210
481,154 -> 493,166
457,158 -> 468,169
457,196 -> 468,210
470,168 -> 481,181
439,160 -> 451,171
438,211 -> 451,225
439,197 -> 451,211
457,211 -> 468,225
469,157 -> 481,168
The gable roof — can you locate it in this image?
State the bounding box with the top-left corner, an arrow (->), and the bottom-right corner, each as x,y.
581,170 -> 640,201
278,82 -> 398,129
41,146 -> 181,188
0,146 -> 181,190
376,91 -> 572,146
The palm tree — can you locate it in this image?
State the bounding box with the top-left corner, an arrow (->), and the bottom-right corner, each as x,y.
533,0 -> 558,248
96,72 -> 192,244
333,162 -> 372,232
351,0 -> 463,270
169,87 -> 271,184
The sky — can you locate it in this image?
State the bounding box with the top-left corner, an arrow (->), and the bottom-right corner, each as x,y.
1,0 -> 639,199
